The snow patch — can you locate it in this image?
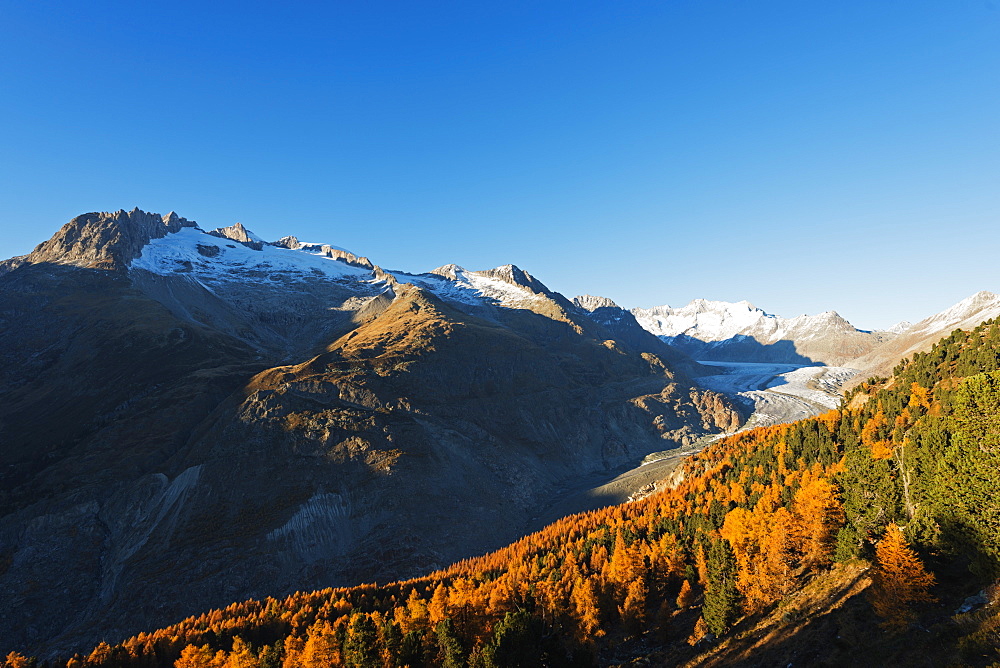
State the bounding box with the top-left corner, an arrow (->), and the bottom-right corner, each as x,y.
130,227 -> 373,283
406,266 -> 545,308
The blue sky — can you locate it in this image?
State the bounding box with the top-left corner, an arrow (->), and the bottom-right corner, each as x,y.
2,1 -> 999,330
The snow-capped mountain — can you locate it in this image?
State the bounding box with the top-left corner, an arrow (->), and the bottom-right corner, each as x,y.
632,299 -> 896,366
0,209 -> 742,656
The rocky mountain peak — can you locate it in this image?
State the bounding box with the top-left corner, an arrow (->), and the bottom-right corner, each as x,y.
633,298 -> 885,366
4,208 -> 197,273
472,264 -> 549,294
273,235 -> 300,250
883,321 -> 913,334
208,222 -> 264,250
429,264 -> 465,281
573,294 -> 621,311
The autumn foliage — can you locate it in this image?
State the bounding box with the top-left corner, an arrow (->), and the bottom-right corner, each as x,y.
869,524 -> 936,630
28,317 -> 1000,667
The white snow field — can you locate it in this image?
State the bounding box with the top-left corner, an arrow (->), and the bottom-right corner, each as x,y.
130,226 -> 547,309
695,361 -> 858,429
131,227 -> 374,282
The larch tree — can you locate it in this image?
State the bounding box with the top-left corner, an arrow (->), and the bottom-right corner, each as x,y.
223,637 -> 259,668
869,523 -> 936,630
175,644 -> 218,668
676,579 -> 696,609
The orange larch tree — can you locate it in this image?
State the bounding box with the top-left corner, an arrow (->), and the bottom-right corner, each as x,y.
869,523 -> 936,630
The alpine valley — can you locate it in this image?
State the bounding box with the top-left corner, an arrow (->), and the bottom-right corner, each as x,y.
5,209 -> 1000,667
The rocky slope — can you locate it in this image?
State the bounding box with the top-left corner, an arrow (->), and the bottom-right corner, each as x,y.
845,290 -> 1000,386
0,209 -> 742,658
632,298 -> 896,366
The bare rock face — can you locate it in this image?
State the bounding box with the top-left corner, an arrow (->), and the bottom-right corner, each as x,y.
574,294 -> 620,311
273,235 -> 301,249
271,235 -> 375,270
430,263 -> 464,281
473,264 -> 550,295
3,208 -> 197,273
573,294 -> 714,379
208,222 -> 264,250
0,209 -> 743,659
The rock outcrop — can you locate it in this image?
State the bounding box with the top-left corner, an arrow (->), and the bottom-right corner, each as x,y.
208,222 -> 265,250
0,208 -> 197,274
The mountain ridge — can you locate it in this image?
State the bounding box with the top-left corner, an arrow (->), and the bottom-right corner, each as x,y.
0,209 -> 741,658
632,298 -> 895,365
844,289 -> 1000,387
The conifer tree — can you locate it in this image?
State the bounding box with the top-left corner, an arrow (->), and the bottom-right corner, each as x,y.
570,575 -> 603,642
687,617 -> 709,646
175,644 -> 217,668
935,371 -> 1000,576
428,584 -> 450,627
301,622 -> 339,668
619,578 -> 648,634
702,539 -> 740,637
2,654 -> 31,668
676,579 -> 695,609
869,523 -> 936,630
224,637 -> 259,668
343,614 -> 380,668
435,619 -> 465,668
480,611 -> 545,668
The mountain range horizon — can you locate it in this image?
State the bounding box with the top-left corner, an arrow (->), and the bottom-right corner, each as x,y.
6,207 -> 988,333
6,206 -> 1000,665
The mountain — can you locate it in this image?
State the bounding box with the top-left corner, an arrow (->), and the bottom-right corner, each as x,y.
56,309 -> 1000,668
571,294 -> 710,379
845,290 -> 1000,386
0,209 -> 741,658
632,298 -> 896,366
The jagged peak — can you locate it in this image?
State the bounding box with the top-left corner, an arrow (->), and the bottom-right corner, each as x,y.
13,208 -> 198,272
883,321 -> 913,334
208,222 -> 265,250
636,298 -> 764,317
688,298 -> 761,313
471,264 -> 549,294
280,241 -> 374,271
958,290 -> 1000,306
372,264 -> 398,285
430,263 -> 465,280
273,235 -> 300,250
573,294 -> 621,311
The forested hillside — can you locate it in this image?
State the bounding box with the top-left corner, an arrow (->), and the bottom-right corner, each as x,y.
13,320 -> 1000,667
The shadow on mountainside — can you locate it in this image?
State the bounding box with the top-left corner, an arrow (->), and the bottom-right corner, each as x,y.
0,262 -> 744,659
663,333 -> 820,365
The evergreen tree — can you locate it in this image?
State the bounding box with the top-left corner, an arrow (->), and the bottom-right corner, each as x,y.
933,371 -> 1000,576
702,539 -> 740,637
258,641 -> 283,668
480,611 -> 546,668
343,613 -> 381,668
380,621 -> 403,667
435,619 -> 465,668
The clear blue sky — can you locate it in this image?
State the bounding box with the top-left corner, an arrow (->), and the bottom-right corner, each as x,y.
2,1 -> 999,330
